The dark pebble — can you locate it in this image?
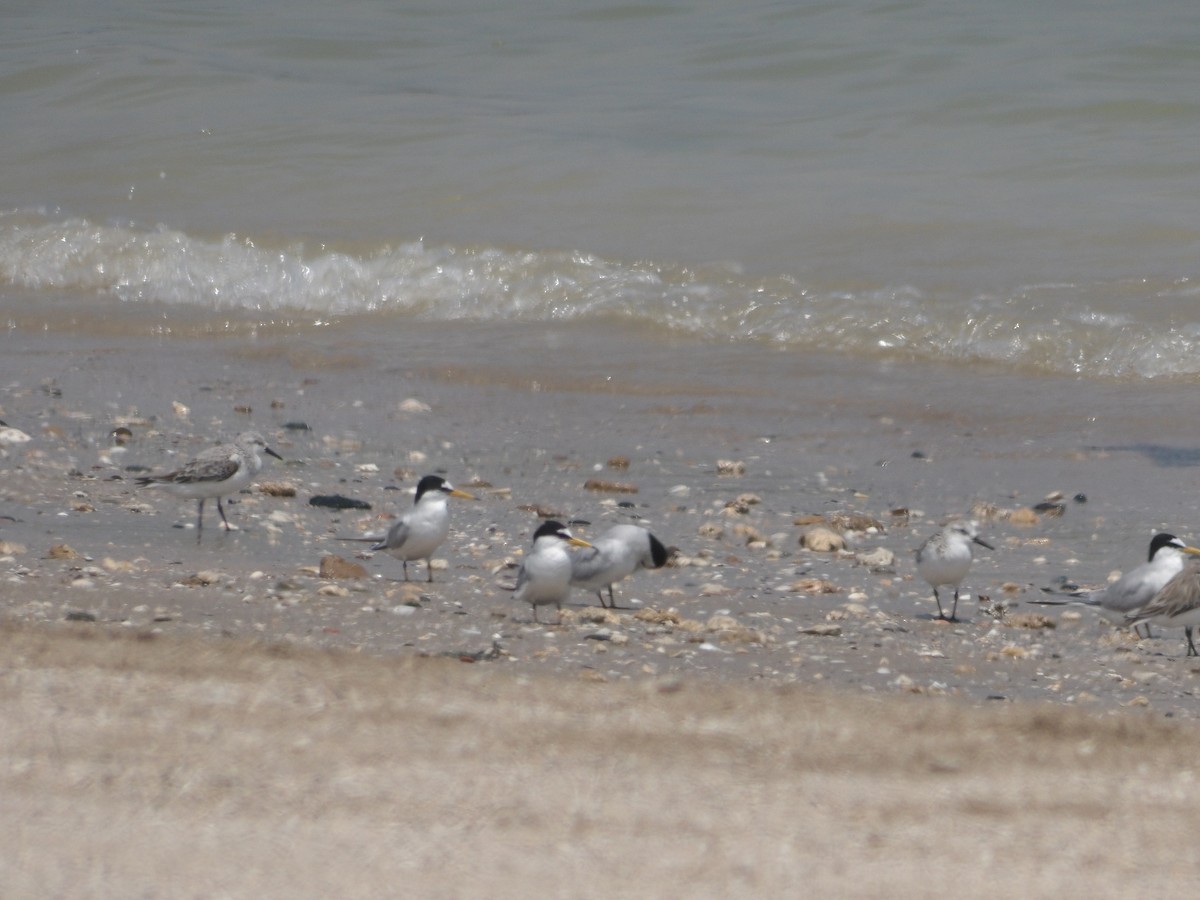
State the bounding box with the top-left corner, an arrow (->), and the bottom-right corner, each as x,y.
309,494 -> 372,510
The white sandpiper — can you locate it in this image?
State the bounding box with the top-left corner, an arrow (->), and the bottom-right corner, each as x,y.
914,519 -> 993,622
569,523 -> 670,608
136,430 -> 281,534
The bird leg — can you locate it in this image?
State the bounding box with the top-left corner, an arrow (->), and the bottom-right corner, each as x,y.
606,585 -> 630,610
215,497 -> 233,531
1187,626 -> 1198,657
932,587 -> 948,621
950,588 -> 960,623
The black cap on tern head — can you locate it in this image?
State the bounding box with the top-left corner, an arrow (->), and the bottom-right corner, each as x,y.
533,520 -> 572,542
1149,532 -> 1184,562
414,475 -> 449,503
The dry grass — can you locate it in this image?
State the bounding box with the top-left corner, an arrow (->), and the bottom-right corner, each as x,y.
3,620 -> 1199,898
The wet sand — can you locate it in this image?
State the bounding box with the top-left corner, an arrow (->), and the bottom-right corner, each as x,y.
4,320 -> 1200,895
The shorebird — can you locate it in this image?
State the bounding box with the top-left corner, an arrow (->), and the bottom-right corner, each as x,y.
914,520 -> 993,622
1126,557 -> 1200,656
1031,533 -> 1200,637
364,475 -> 476,582
511,520 -> 592,624
137,431 -> 281,534
569,524 -> 670,608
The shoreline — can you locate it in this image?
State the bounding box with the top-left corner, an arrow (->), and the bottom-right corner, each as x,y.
3,323 -> 1200,715
6,322 -> 1200,894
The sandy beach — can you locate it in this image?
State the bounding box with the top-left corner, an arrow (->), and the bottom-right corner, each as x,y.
5,321 -> 1200,896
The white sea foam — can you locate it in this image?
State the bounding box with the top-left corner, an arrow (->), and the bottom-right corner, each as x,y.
3,210 -> 1198,379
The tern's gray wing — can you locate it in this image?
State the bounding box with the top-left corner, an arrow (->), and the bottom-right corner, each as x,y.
511,562 -> 533,597
372,518 -> 411,552
1092,572 -> 1155,615
569,545 -> 608,584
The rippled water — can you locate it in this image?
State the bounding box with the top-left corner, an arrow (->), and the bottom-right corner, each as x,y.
4,1 -> 1200,379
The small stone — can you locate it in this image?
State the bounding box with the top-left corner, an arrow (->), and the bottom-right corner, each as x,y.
1005,612 -> 1056,630
399,398 -> 432,413
787,578 -> 841,594
792,514 -> 825,527
634,608 -> 681,625
1033,502 -> 1066,517
0,426 -> 32,445
800,623 -> 842,637
309,494 -> 372,510
47,544 -> 79,560
178,571 -> 222,587
257,481 -> 296,497
517,503 -> 566,518
856,547 -> 894,568
716,459 -> 746,476
827,513 -> 884,533
730,523 -> 765,544
1008,507 -> 1041,526
970,501 -> 1002,521
583,478 -> 638,494
607,456 -> 631,469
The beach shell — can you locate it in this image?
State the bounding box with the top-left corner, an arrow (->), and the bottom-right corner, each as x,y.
800,526 -> 845,552
583,478 -> 638,494
0,426 -> 31,445
319,554 -> 369,580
